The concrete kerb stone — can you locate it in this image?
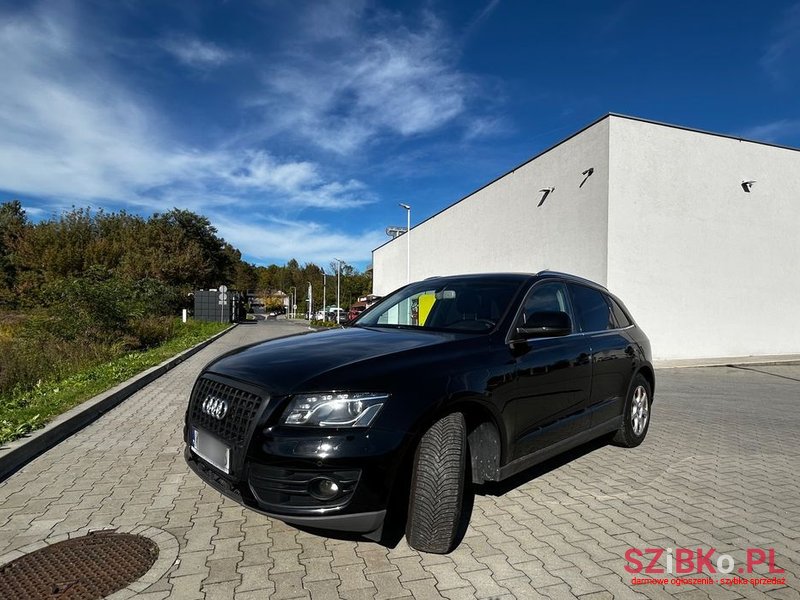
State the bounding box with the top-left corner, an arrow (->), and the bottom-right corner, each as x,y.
0,324 -> 237,482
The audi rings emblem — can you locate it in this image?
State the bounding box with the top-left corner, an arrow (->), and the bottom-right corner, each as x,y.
202,396 -> 229,420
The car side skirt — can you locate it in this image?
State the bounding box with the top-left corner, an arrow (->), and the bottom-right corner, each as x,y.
498,416 -> 621,481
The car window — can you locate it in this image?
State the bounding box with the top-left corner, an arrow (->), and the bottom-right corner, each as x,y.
517,282 -> 572,330
356,279 -> 522,333
569,284 -> 615,332
608,296 -> 632,328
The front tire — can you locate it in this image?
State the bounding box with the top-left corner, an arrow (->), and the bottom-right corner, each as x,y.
406,412 -> 467,554
612,374 -> 652,448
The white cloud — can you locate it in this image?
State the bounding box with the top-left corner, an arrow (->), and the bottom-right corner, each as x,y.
761,2 -> 800,82
224,151 -> 320,191
462,115 -> 510,141
161,36 -> 235,69
253,6 -> 473,154
741,119 -> 800,143
211,214 -> 386,266
299,0 -> 367,43
0,4 -> 373,214
20,205 -> 46,218
0,2 -> 493,266
462,0 -> 501,41
0,7 -> 180,199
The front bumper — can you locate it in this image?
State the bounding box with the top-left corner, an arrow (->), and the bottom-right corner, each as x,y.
184,374 -> 413,539
184,447 -> 387,536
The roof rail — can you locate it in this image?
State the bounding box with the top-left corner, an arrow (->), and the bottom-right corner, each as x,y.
536,270 -> 608,289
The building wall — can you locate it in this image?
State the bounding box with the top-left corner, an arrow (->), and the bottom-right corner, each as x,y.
606,117 -> 800,359
373,119 -> 612,295
373,114 -> 800,360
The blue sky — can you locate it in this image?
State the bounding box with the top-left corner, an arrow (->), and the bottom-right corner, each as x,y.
1,1 -> 799,269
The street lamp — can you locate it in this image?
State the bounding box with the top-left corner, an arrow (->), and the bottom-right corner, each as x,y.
289,286 -> 296,319
307,281 -> 312,320
322,273 -> 327,318
399,203 -> 411,283
334,258 -> 344,323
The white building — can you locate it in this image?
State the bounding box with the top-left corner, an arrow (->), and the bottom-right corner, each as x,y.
372,114 -> 800,361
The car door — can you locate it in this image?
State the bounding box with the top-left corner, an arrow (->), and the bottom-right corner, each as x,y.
568,284 -> 634,428
503,281 -> 592,461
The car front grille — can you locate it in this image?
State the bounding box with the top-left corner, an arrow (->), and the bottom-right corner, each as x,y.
189,376 -> 264,446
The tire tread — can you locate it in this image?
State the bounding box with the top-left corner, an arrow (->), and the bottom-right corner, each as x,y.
406,412 -> 466,554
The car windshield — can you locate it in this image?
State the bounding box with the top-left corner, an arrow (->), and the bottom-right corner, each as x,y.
353,278 -> 522,333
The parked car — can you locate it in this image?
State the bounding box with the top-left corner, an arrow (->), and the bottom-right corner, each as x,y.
347,305 -> 365,321
184,272 -> 654,553
325,308 -> 347,323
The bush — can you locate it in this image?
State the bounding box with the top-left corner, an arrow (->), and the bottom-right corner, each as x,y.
39,269 -> 131,339
0,331 -> 118,396
128,316 -> 176,348
310,319 -> 339,328
0,278 -> 180,395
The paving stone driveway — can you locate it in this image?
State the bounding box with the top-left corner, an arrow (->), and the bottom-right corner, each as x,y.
0,321 -> 798,600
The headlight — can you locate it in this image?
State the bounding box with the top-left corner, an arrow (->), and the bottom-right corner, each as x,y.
281,392 -> 388,427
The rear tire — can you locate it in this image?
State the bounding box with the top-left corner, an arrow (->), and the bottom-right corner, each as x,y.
406,412 -> 467,554
612,374 -> 652,448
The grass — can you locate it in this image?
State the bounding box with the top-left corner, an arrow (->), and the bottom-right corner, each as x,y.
0,319 -> 230,445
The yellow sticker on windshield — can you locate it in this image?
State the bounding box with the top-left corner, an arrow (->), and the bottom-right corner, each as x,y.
418,294 -> 435,325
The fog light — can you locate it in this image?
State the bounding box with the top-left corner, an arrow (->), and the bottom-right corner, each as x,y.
308,477 -> 340,501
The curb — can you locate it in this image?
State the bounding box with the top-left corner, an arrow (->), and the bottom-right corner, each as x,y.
0,324 -> 237,483
654,354 -> 800,369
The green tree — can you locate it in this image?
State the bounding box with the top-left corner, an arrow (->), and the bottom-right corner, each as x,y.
0,201 -> 27,306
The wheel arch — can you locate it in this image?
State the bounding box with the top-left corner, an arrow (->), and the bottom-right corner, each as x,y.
441,397 -> 505,485
636,364 -> 656,398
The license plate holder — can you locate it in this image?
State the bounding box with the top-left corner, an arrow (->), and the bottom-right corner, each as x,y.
190,427 -> 230,474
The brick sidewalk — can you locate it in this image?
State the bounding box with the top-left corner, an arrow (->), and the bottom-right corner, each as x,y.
0,322 -> 798,599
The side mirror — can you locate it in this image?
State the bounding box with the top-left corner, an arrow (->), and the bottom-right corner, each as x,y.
515,311 -> 572,339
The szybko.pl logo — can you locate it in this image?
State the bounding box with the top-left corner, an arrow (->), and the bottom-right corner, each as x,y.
625,547 -> 786,587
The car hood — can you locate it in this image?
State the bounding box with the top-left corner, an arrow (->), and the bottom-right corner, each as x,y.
204,326 -> 462,394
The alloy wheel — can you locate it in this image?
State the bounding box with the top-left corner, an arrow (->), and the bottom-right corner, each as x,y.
631,385 -> 649,436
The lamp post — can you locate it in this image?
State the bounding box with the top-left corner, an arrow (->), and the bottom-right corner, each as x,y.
307,281 -> 312,320
334,258 -> 344,323
399,203 -> 411,283
322,273 -> 327,318
289,286 -> 296,319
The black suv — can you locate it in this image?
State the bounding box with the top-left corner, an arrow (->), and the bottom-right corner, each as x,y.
185,272 -> 654,553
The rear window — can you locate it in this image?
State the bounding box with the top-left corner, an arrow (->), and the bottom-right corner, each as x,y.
608,296 -> 632,328
569,284 -> 615,332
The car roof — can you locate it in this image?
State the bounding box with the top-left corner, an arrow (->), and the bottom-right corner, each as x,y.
421,271 -> 608,290
535,270 -> 609,290
422,272 -> 535,284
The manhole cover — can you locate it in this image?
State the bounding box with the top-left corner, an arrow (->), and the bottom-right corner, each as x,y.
0,530 -> 159,600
